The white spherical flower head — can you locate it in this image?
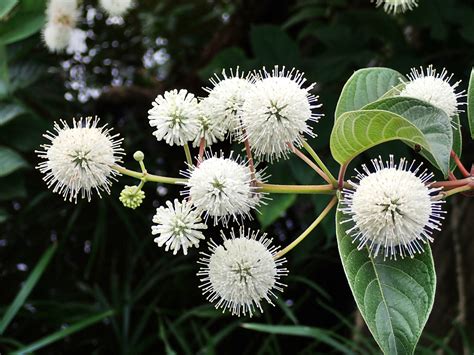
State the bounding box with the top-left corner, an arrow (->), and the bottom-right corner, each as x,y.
183,153 -> 264,225
152,199 -> 207,255
99,0 -> 133,16
43,0 -> 79,52
203,69 -> 254,138
36,117 -> 124,202
241,66 -> 322,162
148,89 -> 200,146
372,0 -> 418,14
198,228 -> 288,317
400,65 -> 466,119
192,98 -> 226,148
43,23 -> 73,53
340,156 -> 445,259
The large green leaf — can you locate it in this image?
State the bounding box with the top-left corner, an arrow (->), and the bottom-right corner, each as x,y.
0,45 -> 8,98
335,67 -> 405,119
468,68 -> 474,139
0,10 -> 45,45
363,97 -> 452,177
330,110 -> 430,166
0,146 -> 28,177
450,115 -> 462,172
336,208 -> 436,355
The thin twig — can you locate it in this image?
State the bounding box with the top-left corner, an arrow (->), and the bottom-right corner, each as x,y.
287,143 -> 332,184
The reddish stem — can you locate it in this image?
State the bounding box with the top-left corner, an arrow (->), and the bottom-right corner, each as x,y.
338,163 -> 348,190
450,150 -> 470,178
197,137 -> 205,167
449,172 -> 457,181
242,131 -> 256,184
287,143 -> 332,184
431,177 -> 474,189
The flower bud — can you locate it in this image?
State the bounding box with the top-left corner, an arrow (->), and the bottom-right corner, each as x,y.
119,185 -> 145,209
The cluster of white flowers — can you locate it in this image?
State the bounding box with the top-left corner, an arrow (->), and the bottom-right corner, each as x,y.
340,156 -> 445,259
372,0 -> 419,14
148,66 -> 322,162
37,64 -> 462,317
43,0 -> 132,53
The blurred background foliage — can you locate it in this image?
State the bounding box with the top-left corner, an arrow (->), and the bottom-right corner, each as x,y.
0,0 -> 473,353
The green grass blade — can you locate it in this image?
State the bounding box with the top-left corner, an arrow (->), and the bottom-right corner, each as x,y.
242,323 -> 355,354
11,310 -> 114,354
0,243 -> 57,335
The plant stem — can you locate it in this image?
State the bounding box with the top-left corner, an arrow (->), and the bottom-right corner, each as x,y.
243,134 -> 257,183
183,143 -> 193,166
287,143 -> 332,184
112,165 -> 187,185
431,177 -> 474,189
274,196 -> 338,259
433,185 -> 473,200
257,182 -> 336,195
338,162 -> 349,190
451,150 -> 470,178
198,137 -> 205,166
301,140 -> 337,186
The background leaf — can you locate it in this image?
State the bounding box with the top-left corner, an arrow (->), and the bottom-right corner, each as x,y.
0,145 -> 28,177
0,0 -> 18,19
334,67 -> 406,119
257,194 -> 297,230
335,207 -> 436,355
468,68 -> 474,139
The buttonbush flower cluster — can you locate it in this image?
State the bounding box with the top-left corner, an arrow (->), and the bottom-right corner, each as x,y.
37,63 -> 473,328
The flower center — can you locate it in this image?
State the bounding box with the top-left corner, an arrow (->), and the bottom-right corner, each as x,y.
231,261 -> 253,283
265,101 -> 288,122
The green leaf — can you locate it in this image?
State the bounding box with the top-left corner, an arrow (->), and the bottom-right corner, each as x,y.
363,97 -> 452,177
335,207 -> 436,355
335,67 -> 405,119
0,102 -> 27,126
0,243 -> 57,334
330,110 -> 430,166
0,45 -> 9,99
0,146 -> 28,177
0,0 -> 18,19
10,310 -> 114,355
450,115 -> 462,171
0,10 -> 45,45
242,323 -> 354,354
257,193 -> 296,229
467,68 -> 474,139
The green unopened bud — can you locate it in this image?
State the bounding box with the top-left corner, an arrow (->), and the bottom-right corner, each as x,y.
133,151 -> 145,162
119,185 -> 145,209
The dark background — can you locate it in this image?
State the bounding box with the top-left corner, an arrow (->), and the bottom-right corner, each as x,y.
0,0 -> 473,353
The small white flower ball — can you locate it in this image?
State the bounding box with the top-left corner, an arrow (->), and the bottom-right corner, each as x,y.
152,199 -> 207,255
400,65 -> 465,119
183,153 -> 263,225
241,66 -> 322,162
99,0 -> 133,16
43,23 -> 73,53
340,156 -> 445,259
192,98 -> 227,148
198,228 -> 288,317
36,117 -> 124,202
372,0 -> 418,14
148,89 -> 200,146
203,69 -> 254,138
